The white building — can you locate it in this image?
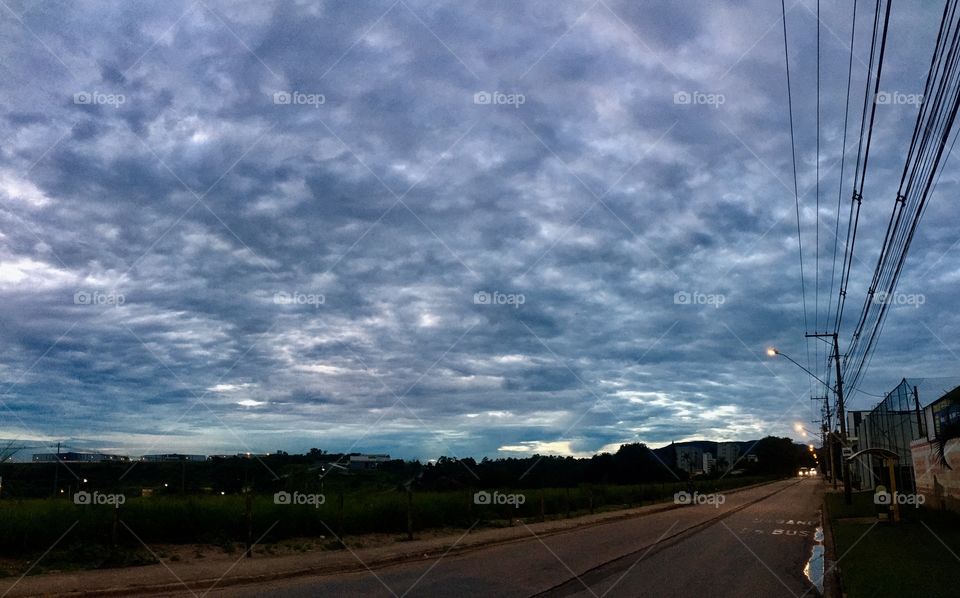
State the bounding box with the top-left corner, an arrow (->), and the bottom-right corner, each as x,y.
702,452 -> 717,474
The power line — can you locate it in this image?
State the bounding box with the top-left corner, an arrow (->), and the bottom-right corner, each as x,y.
780,0 -> 813,399
834,0 -> 889,344
827,0 -> 858,336
843,0 -> 960,395
815,0 -> 821,382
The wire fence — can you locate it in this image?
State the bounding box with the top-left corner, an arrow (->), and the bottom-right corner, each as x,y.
851,377 -> 960,492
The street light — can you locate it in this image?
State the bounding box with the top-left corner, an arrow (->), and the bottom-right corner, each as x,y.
769,342 -> 852,504
770,350 -> 834,485
767,348 -> 831,390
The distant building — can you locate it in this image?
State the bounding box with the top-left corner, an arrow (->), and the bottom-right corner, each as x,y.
140,454 -> 207,462
32,452 -> 129,463
348,454 -> 391,470
675,445 -> 703,474
716,442 -> 740,468
702,452 -> 716,474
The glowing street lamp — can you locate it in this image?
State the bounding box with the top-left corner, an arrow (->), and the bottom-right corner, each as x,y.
767,348 -> 830,389
770,345 -> 850,502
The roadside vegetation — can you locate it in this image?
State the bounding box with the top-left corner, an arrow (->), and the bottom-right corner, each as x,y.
0,437 -> 809,575
826,491 -> 960,597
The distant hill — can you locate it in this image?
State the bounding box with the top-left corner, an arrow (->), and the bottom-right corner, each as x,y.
650,440 -> 762,464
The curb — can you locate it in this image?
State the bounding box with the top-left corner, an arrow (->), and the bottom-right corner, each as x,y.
821,485 -> 845,598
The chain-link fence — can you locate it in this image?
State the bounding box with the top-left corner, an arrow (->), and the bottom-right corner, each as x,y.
850,377 -> 960,492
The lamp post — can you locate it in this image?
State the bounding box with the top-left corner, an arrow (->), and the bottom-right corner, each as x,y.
806,332 -> 852,505
766,348 -> 830,388
768,343 -> 851,504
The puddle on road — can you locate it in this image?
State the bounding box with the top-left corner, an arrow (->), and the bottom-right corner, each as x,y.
803,525 -> 825,594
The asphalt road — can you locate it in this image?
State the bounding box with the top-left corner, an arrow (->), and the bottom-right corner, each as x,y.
209,478 -> 823,598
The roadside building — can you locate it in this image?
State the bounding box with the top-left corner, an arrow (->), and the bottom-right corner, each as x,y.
348,454 -> 391,470
911,384 -> 960,512
140,454 -> 207,462
32,452 -> 129,463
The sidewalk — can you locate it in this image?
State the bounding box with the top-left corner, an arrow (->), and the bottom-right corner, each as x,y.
1,479 -> 786,597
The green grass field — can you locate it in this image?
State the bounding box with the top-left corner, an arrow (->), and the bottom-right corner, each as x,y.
826,492 -> 960,597
0,476 -> 771,574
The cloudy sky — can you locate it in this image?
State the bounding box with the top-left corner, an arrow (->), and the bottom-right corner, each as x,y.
1,0 -> 957,461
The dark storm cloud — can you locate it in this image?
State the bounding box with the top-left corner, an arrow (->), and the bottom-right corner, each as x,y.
1,0 -> 957,460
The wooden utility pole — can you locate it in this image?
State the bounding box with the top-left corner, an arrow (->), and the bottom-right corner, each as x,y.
913,386 -> 924,437
807,332 -> 852,504
812,396 -> 834,486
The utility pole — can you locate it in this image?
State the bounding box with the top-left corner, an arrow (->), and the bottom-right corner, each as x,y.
812,396 -> 834,487
913,386 -> 924,437
824,395 -> 835,489
808,332 -> 852,504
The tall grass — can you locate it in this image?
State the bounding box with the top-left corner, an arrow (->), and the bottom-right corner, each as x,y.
0,476 -> 772,556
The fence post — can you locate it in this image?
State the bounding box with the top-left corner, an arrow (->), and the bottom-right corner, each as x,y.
111,504 -> 120,547
539,491 -> 545,522
406,487 -> 414,541
337,493 -> 344,543
245,490 -> 253,558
